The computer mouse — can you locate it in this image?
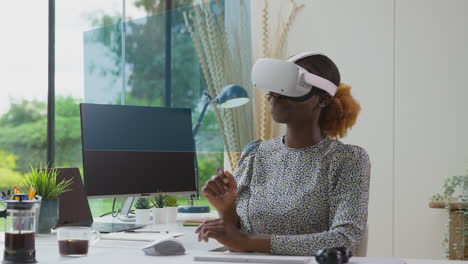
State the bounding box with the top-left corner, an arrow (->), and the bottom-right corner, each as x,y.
142,238 -> 186,256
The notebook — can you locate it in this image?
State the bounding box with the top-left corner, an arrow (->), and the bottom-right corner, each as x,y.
183,217 -> 216,226
101,232 -> 185,242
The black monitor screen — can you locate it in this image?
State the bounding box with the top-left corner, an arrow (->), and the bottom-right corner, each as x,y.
80,103 -> 197,197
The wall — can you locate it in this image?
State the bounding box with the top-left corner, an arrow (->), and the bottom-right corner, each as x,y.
394,0 -> 468,258
250,0 -> 467,259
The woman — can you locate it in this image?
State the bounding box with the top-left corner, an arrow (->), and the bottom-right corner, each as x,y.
196,52 -> 371,256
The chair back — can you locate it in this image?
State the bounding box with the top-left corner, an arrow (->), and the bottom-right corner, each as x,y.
355,225 -> 369,257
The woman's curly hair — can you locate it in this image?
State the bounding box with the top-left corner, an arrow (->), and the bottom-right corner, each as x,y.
295,55 -> 361,139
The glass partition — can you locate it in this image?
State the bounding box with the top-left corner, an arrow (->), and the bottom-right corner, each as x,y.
60,0 -> 253,216
0,0 -> 253,227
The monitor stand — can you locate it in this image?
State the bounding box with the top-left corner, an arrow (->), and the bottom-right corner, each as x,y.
118,197 -> 136,222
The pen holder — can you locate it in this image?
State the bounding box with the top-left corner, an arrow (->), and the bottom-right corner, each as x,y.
135,209 -> 151,225
166,207 -> 178,223
152,207 -> 168,224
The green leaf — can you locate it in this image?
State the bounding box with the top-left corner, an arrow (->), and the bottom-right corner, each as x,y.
21,164 -> 72,199
135,197 -> 152,209
165,196 -> 179,207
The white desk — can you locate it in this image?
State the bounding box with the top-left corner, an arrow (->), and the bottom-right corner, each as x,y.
0,212 -> 466,264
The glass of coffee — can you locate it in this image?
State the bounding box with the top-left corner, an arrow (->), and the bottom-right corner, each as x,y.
56,227 -> 100,257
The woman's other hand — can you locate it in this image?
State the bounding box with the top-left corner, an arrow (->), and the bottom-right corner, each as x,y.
195,218 -> 248,252
201,168 -> 238,215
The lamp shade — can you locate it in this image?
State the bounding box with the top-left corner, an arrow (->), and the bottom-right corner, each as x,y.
216,84 -> 250,108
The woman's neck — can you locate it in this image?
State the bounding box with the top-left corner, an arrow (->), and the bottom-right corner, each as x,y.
284,123 -> 324,148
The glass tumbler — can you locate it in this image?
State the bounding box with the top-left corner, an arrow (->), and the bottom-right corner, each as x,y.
56,227 -> 100,257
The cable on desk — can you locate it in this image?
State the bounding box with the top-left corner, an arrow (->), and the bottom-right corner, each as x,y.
111,198 -> 120,217
98,198 -> 122,217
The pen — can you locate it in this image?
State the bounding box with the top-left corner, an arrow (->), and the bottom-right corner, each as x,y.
124,230 -> 169,234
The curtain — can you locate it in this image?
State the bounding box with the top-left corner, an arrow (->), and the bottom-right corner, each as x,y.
254,0 -> 304,140
184,0 -> 254,170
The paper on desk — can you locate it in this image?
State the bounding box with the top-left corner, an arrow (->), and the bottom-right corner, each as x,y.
193,253 -> 407,264
194,253 -> 312,264
101,232 -> 185,242
349,258 -> 407,264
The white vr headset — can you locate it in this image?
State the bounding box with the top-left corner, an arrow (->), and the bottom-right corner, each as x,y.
252,52 -> 338,101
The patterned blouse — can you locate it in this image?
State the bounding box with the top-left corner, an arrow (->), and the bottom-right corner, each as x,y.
234,136 -> 371,256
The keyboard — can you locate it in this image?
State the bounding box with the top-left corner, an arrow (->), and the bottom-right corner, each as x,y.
91,222 -> 144,233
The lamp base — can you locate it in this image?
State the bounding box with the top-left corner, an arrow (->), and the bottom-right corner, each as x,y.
177,205 -> 210,213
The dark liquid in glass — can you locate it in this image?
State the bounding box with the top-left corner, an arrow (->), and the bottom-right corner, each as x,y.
58,240 -> 89,256
4,232 -> 36,262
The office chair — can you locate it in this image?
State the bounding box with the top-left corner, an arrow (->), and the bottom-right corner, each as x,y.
355,225 -> 369,257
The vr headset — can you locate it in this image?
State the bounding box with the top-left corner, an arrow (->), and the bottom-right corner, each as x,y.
252,52 -> 338,101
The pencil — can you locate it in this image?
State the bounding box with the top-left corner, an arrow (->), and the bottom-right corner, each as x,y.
28,187 -> 36,200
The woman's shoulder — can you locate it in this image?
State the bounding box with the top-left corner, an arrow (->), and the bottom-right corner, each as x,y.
237,137 -> 281,164
235,140 -> 263,178
241,139 -> 263,155
236,139 -> 262,167
327,139 -> 370,164
326,140 -> 371,184
343,143 -> 369,160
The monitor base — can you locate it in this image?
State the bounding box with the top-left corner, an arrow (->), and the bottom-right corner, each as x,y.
117,215 -> 136,222
118,197 -> 135,221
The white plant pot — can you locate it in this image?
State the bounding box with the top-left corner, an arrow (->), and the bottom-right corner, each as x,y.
152,207 -> 168,224
135,209 -> 151,225
166,206 -> 179,223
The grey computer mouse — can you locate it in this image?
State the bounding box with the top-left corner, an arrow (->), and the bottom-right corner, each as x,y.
142,238 -> 186,256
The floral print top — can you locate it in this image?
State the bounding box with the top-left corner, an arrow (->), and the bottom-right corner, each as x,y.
234,136 -> 371,256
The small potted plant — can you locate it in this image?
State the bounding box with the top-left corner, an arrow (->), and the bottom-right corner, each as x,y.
165,196 -> 179,223
152,193 -> 167,224
21,165 -> 72,234
134,197 -> 152,225
429,174 -> 468,259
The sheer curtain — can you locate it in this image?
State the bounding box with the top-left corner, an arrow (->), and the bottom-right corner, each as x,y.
184,0 -> 254,170
253,0 -> 305,141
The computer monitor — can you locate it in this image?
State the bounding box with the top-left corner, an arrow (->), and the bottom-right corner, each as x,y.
79,103 -> 197,198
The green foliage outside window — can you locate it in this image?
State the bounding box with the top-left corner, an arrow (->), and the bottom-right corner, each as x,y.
0,96 -> 222,193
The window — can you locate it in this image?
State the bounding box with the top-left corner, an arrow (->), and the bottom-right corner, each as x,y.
0,2 -> 48,229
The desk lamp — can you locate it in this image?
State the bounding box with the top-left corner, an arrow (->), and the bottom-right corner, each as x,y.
178,84 -> 250,213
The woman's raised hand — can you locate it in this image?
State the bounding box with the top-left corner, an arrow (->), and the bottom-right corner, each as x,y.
202,168 -> 238,214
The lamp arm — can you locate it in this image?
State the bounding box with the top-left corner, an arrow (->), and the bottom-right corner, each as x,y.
192,92 -> 215,137
191,92 -> 215,202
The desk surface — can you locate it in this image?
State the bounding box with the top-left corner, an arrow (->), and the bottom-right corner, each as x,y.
0,212 -> 466,264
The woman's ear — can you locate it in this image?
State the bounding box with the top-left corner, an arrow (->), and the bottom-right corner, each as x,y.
319,94 -> 332,108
